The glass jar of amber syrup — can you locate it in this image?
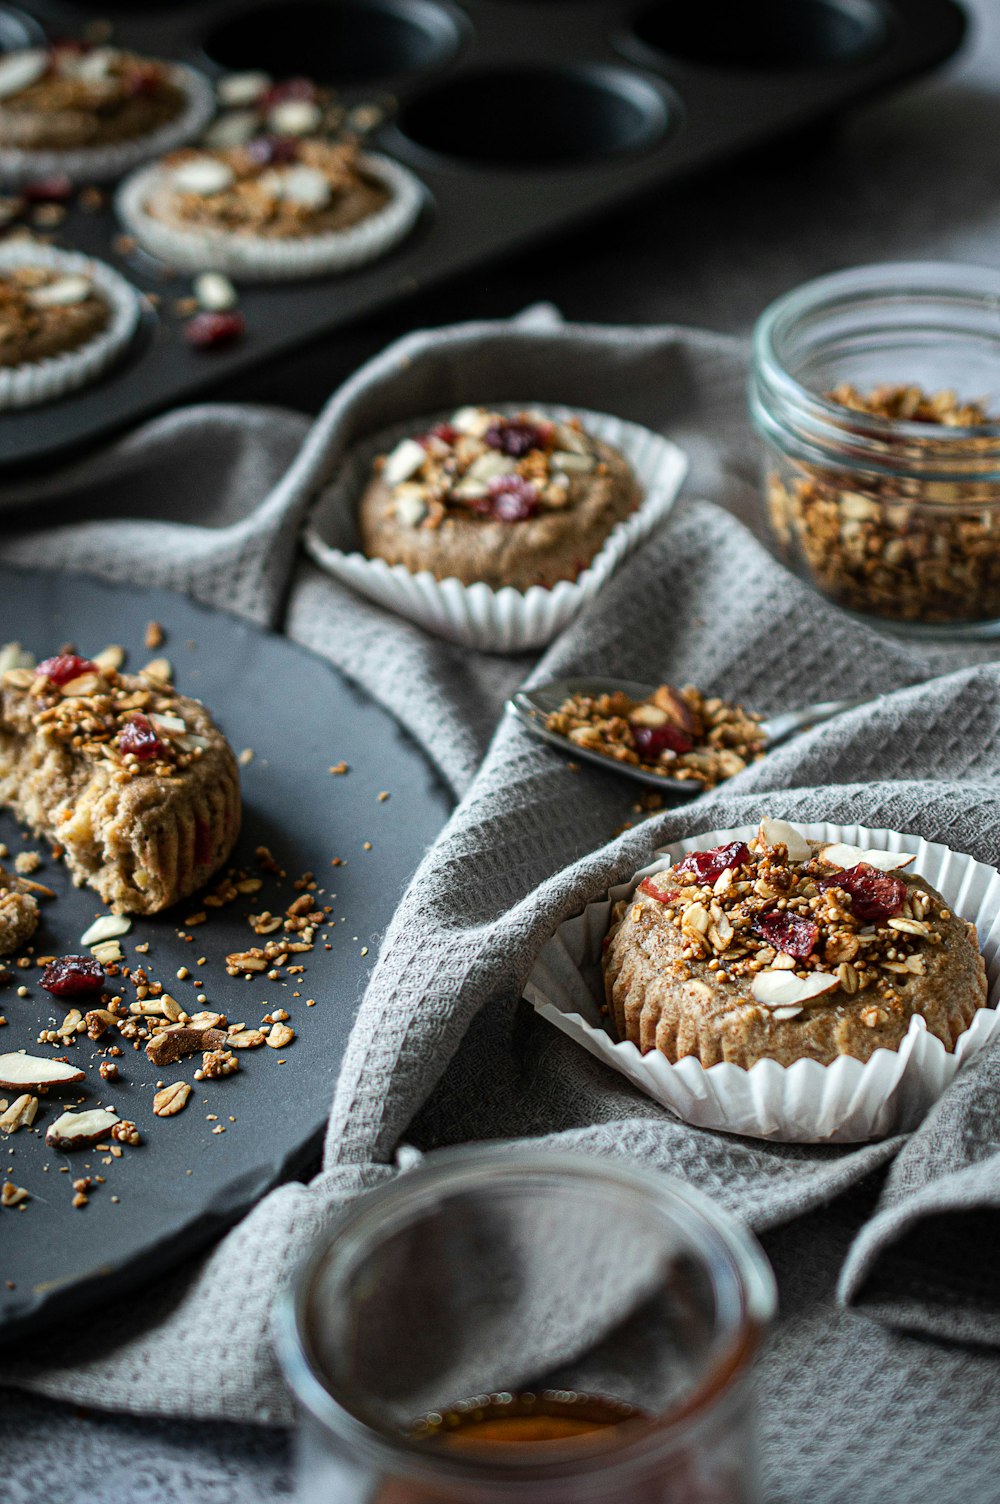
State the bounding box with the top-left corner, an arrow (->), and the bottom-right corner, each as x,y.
276,1148 -> 776,1503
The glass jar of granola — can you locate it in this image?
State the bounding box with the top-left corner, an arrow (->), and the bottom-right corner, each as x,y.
749,261 -> 1000,634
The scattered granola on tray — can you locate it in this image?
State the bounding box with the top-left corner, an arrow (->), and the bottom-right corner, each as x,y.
603,817 -> 988,1069
544,683 -> 766,789
766,382 -> 1000,626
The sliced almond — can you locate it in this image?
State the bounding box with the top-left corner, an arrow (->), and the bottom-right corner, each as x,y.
0,1053 -> 85,1091
45,1107 -> 119,1151
0,1094 -> 38,1133
149,711 -> 187,736
0,642 -> 35,675
80,913 -> 132,947
818,842 -> 916,872
142,657 -> 173,684
91,939 -> 123,965
450,406 -> 491,437
758,818 -> 812,863
382,437 -> 426,487
92,644 -> 125,672
751,970 -> 840,1008
266,1023 -> 295,1049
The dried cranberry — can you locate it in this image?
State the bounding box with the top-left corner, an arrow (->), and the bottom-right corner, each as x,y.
119,713 -> 162,761
752,911 -> 818,959
260,77 -> 317,109
22,175 -> 72,203
676,841 -> 752,885
484,419 -> 550,458
638,877 -> 679,903
815,863 -> 906,923
428,422 -> 457,445
184,311 -> 246,351
124,64 -> 161,98
631,721 -> 693,759
35,654 -> 97,685
488,474 -> 538,522
41,955 -> 105,999
244,134 -> 300,166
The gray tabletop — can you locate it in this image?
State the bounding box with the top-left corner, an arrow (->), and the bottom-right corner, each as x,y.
4,2 -> 1000,1498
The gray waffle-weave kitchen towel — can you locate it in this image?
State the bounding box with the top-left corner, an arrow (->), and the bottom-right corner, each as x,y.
3,314 -> 1000,1500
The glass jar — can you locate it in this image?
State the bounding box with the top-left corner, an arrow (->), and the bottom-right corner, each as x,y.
276,1146 -> 776,1504
749,261 -> 1000,635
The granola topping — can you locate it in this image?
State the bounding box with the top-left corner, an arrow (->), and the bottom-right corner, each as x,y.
636,822 -> 939,1015
0,265 -> 108,370
377,408 -> 608,527
545,684 -> 766,789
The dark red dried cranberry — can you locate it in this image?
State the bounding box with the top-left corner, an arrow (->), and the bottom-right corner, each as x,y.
244,134 -> 300,166
260,77 -> 317,109
124,64 -> 161,98
428,422 -> 457,446
484,419 -> 551,458
119,713 -> 162,761
41,955 -> 105,999
631,721 -> 693,759
752,911 -> 818,959
488,474 -> 538,522
184,311 -> 246,351
22,175 -> 72,203
815,863 -> 906,922
676,841 -> 752,885
638,877 -> 679,903
35,654 -> 97,685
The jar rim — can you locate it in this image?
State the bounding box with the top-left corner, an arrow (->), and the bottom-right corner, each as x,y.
752,260 -> 1000,452
275,1145 -> 776,1487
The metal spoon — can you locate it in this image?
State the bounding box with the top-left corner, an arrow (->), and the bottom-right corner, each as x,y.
507,676 -> 875,795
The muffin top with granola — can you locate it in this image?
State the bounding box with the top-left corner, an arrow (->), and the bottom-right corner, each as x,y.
603,817 -> 987,1070
0,44 -> 186,150
145,138 -> 388,240
358,406 -> 642,590
0,264 -> 109,369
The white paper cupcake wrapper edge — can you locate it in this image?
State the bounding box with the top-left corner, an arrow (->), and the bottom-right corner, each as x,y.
0,243 -> 141,411
523,821 -> 1000,1142
115,151 -> 425,280
304,404 -> 689,652
0,63 -> 216,186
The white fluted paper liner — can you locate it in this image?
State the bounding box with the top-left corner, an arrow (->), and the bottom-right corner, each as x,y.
0,63 -> 215,186
304,404 -> 688,652
0,243 -> 141,410
115,151 -> 425,280
524,821 -> 1000,1142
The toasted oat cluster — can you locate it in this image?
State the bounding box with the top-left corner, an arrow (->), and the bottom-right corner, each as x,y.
603,817 -> 987,1068
546,684 -> 766,789
0,265 -> 109,368
0,864 -> 38,955
148,139 -> 388,239
767,382 -> 1000,625
0,650 -> 240,914
0,45 -> 185,150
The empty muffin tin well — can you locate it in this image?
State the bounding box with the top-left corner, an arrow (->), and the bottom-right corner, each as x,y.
626,0 -> 886,72
0,0 -> 968,470
0,3 -> 43,50
204,0 -> 462,85
398,64 -> 669,166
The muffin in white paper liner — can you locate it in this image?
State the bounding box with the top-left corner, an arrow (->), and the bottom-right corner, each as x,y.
523,821 -> 1000,1142
0,63 -> 215,186
304,404 -> 688,652
0,243 -> 142,410
115,152 -> 425,280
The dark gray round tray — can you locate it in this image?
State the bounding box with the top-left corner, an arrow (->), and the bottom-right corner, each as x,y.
0,567 -> 452,1343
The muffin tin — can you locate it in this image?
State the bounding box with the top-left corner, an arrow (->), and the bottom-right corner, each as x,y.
0,0 -> 966,471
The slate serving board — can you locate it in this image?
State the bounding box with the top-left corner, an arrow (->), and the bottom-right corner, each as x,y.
0,566 -> 452,1343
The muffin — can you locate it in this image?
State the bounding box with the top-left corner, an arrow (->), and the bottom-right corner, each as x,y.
0,652 -> 241,915
603,817 -> 988,1069
359,406 -> 643,590
0,245 -> 141,409
0,865 -> 38,955
116,137 -> 423,280
0,44 -> 213,183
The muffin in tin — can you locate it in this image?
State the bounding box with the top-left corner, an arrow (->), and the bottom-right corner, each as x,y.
117,136 -> 423,279
0,44 -> 188,151
359,406 -> 643,590
603,817 -> 988,1069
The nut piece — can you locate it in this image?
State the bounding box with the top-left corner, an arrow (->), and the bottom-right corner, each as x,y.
226,1028 -> 266,1049
153,1081 -> 191,1117
0,1053 -> 85,1091
266,1023 -> 295,1049
751,970 -> 840,1008
758,818 -> 812,864
819,843 -> 916,873
145,1025 -> 227,1066
1,1181 -> 29,1208
110,1119 -> 141,1146
194,1048 -> 239,1080
0,1093 -> 38,1133
45,1107 -> 120,1150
